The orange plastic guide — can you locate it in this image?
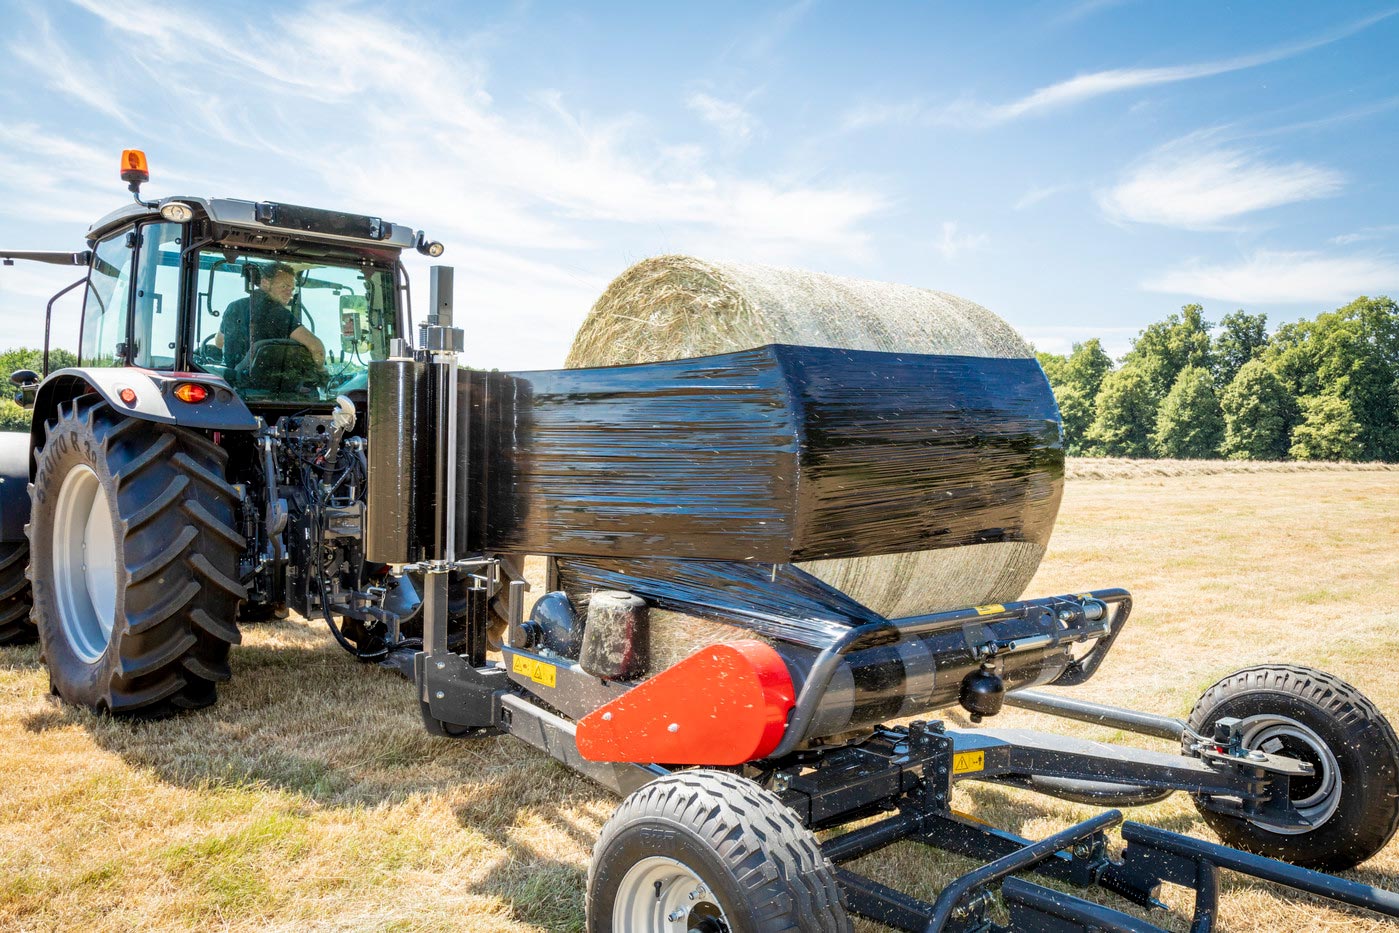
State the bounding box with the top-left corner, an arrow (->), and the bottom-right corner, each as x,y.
575,640 -> 794,766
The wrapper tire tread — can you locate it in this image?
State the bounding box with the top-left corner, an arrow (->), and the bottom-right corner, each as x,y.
1185,663 -> 1399,870
587,769 -> 849,932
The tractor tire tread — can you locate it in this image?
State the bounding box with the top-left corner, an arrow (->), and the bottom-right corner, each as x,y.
0,541 -> 34,646
30,399 -> 243,716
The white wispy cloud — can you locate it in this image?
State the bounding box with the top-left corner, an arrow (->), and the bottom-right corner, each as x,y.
932,222 -> 988,260
1049,0 -> 1134,27
13,1 -> 886,367
62,0 -> 884,257
1329,225 -> 1399,246
0,124 -> 123,224
687,92 -> 758,146
724,0 -> 816,62
843,10 -> 1398,129
1013,184 -> 1073,211
8,13 -> 131,127
1098,136 -> 1343,228
1144,251 -> 1399,304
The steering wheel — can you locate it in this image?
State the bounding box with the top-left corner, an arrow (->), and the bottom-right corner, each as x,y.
194,332 -> 222,366
238,338 -> 329,393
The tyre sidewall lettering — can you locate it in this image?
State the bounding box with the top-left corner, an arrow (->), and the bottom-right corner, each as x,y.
31,406 -> 125,708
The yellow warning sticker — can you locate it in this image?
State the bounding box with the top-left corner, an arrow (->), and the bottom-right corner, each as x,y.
512,654 -> 557,689
953,751 -> 985,775
972,604 -> 1005,616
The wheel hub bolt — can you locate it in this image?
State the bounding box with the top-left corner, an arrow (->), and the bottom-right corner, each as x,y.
667,908 -> 686,922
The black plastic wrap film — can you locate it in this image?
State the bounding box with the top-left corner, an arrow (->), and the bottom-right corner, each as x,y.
367,358 -> 431,564
457,344 -> 1063,564
556,557 -> 881,648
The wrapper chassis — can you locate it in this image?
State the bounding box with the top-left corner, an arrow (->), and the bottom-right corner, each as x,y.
388,276 -> 1399,932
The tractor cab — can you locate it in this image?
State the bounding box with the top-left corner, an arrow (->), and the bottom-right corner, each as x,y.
64,150 -> 441,410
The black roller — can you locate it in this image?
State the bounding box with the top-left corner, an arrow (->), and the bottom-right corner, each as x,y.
366,357 -> 430,564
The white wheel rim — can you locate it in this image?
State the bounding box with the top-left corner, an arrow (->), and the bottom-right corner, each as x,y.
1240,713 -> 1342,834
613,855 -> 730,932
52,464 -> 118,663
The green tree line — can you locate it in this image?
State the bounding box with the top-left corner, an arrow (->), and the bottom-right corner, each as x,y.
1037,296 -> 1399,461
0,348 -> 76,431
4,303 -> 1397,464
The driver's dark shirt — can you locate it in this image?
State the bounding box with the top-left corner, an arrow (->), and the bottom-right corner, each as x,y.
220,292 -> 296,369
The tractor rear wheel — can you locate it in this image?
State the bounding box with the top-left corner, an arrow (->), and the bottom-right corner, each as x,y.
0,541 -> 35,645
587,770 -> 849,933
1186,664 -> 1399,870
29,397 -> 246,715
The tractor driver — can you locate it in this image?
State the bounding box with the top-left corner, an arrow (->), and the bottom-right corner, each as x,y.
215,263 -> 326,377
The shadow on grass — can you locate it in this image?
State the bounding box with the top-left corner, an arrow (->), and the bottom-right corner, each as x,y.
7,631 -> 602,930
8,631 -> 1399,931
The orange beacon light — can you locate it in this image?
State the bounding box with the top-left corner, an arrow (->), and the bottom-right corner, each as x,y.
120,149 -> 149,189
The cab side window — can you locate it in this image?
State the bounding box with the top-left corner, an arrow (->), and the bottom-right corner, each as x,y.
132,223 -> 183,369
80,229 -> 135,367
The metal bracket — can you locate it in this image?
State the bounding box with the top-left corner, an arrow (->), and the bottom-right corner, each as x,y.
415,650 -> 509,736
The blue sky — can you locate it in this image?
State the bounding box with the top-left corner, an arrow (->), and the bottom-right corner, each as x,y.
1,0 -> 1396,370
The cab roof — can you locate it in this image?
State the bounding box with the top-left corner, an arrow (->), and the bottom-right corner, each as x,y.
86,197 -> 421,252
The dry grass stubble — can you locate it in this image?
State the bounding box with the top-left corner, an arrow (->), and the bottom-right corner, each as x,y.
2,468 -> 1398,931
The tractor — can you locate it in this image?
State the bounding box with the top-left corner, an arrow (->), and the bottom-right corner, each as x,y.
4,151 -> 1399,932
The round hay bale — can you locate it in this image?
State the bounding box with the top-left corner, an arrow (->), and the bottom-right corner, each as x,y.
565,255 -> 1051,619
566,255 -> 1030,366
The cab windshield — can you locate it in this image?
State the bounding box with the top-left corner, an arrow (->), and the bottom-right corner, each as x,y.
192,249 -> 400,403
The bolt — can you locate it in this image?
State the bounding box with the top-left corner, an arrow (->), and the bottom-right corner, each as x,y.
667,908 -> 686,922
668,722 -> 679,733
435,660 -> 446,670
434,691 -> 445,700
602,712 -> 613,721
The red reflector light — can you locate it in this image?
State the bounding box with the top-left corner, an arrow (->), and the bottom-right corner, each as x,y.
173,382 -> 209,404
118,387 -> 137,405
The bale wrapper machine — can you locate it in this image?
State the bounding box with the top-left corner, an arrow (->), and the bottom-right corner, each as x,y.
374,272 -> 1399,933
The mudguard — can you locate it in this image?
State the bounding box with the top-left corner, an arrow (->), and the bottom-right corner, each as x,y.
28,368 -> 257,475
0,432 -> 30,542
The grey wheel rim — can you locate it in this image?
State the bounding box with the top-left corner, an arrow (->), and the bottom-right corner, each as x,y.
52,464 -> 118,663
613,855 -> 730,932
1241,713 -> 1342,834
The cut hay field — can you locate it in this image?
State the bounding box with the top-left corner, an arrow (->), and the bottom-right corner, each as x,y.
2,466 -> 1397,932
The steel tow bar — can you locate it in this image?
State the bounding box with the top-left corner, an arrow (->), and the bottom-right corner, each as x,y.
922,809 -> 1124,932
1120,821 -> 1399,928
